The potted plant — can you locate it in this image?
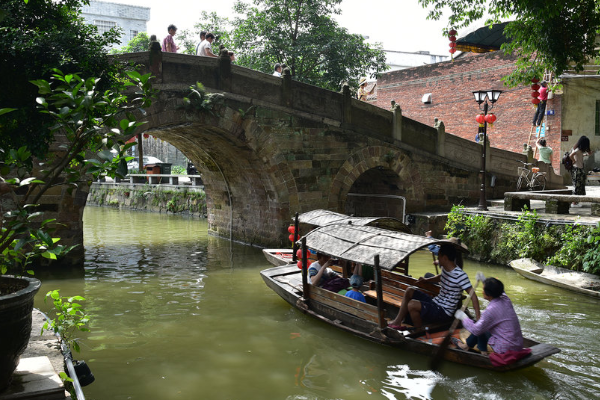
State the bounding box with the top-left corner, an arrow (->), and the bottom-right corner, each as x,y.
0,69 -> 154,392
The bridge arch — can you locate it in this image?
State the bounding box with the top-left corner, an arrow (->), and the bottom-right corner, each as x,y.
328,146 -> 426,218
140,97 -> 298,246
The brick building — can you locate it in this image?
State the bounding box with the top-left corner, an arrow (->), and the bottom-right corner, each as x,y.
374,50 -> 563,169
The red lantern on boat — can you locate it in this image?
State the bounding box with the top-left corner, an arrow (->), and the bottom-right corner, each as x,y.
296,249 -> 303,259
476,114 -> 485,124
287,226 -> 295,234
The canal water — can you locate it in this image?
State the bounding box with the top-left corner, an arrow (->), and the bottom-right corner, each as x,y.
34,207 -> 599,400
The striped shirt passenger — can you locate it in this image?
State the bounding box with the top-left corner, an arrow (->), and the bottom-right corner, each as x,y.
433,266 -> 473,316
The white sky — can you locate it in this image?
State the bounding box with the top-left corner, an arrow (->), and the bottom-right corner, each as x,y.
107,0 -> 455,56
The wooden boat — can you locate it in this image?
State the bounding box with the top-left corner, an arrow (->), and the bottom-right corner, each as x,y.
510,258 -> 600,298
262,209 -> 410,267
261,224 -> 560,371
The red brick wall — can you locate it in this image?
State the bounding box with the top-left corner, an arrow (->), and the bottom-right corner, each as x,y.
374,51 -> 562,170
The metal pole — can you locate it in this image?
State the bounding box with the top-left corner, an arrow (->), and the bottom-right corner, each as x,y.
478,101 -> 489,211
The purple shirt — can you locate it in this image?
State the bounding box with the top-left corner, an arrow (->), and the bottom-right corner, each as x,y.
462,293 -> 524,354
162,34 -> 177,53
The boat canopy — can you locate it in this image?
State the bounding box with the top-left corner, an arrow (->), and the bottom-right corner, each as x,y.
297,209 -> 410,233
298,224 -> 468,271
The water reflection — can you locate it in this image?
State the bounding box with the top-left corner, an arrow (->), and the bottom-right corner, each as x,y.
32,207 -> 600,400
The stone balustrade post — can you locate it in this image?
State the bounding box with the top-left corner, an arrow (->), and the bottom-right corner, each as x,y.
282,67 -> 293,108
523,143 -> 534,163
218,48 -> 232,92
341,84 -> 351,127
434,117 -> 445,157
392,103 -> 403,141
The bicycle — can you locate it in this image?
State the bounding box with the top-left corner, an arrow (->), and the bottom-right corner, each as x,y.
516,161 -> 546,191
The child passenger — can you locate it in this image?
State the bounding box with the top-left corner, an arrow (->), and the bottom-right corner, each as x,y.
345,263 -> 365,302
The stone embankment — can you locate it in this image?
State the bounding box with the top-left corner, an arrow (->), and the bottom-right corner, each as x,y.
87,182 -> 207,216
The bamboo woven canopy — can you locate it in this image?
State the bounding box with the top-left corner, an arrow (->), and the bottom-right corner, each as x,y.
297,209 -> 410,232
298,224 -> 468,271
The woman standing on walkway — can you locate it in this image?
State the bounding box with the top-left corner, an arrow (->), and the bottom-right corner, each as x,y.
569,136 -> 592,207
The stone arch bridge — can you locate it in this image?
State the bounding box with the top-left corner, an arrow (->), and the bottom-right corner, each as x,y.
38,50 -> 564,264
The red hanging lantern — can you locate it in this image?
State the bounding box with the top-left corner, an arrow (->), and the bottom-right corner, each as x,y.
449,48 -> 456,54
449,42 -> 457,48
531,77 -> 540,83
143,133 -> 150,139
485,114 -> 497,124
476,114 -> 485,124
449,35 -> 456,42
531,84 -> 540,91
289,234 -> 295,242
449,29 -> 457,36
287,225 -> 295,234
297,260 -> 303,270
296,249 -> 303,259
531,91 -> 540,98
532,98 -> 541,105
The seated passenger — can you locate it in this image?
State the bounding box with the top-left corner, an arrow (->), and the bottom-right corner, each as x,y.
345,263 -> 365,302
387,244 -> 480,330
453,277 -> 525,357
308,253 -> 350,293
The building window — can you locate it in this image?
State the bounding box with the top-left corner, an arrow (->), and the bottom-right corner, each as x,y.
94,20 -> 117,35
596,100 -> 600,136
130,30 -> 138,41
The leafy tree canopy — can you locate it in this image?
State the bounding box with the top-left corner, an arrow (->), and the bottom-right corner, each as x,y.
183,0 -> 387,92
0,0 -> 121,158
111,32 -> 151,54
419,0 -> 600,86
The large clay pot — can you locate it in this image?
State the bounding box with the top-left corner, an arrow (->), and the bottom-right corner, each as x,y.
0,276 -> 41,392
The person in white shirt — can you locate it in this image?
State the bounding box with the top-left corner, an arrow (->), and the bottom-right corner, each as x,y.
273,63 -> 282,77
196,32 -> 217,57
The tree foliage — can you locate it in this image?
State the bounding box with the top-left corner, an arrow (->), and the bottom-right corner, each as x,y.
419,0 -> 600,86
0,0 -> 121,158
0,69 -> 156,274
187,0 -> 387,92
111,32 -> 151,54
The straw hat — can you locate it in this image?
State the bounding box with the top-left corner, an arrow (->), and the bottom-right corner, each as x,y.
359,77 -> 367,86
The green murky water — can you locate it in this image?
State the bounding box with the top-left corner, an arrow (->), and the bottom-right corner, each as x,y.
34,207 -> 600,399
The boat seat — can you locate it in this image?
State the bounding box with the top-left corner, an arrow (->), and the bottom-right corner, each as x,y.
363,290 -> 403,307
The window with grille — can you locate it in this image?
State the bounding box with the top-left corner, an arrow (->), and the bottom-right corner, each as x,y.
130,30 -> 138,41
94,20 -> 117,35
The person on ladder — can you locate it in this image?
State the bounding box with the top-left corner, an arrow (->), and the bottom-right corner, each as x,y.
532,81 -> 548,127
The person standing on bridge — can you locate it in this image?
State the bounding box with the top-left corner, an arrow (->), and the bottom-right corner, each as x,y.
162,24 -> 179,53
195,31 -> 206,56
357,77 -> 375,101
197,32 -> 217,58
273,63 -> 282,77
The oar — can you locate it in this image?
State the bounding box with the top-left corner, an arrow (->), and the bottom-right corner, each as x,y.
430,272 -> 485,371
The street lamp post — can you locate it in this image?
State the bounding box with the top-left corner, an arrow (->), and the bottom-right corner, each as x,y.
473,90 -> 502,211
